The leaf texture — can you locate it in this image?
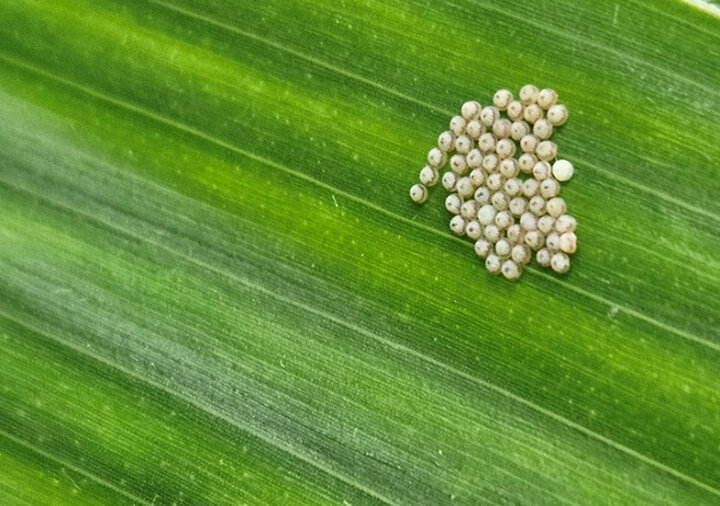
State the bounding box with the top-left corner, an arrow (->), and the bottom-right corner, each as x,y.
0,0 -> 719,504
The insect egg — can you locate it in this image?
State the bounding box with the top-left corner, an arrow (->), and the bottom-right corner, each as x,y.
478,133 -> 496,153
546,232 -> 561,251
492,118 -> 512,139
546,197 -> 567,218
455,135 -> 472,154
465,220 -> 484,240
465,119 -> 484,139
528,195 -> 546,215
506,100 -> 524,121
518,153 -> 538,174
533,118 -> 553,140
537,215 -> 556,234
445,193 -> 462,214
536,248 -> 552,267
524,230 -> 545,250
551,252 -> 571,273
485,254 -> 502,273
441,171 -> 457,191
493,89 -> 514,110
509,196 -> 527,217
507,223 -> 524,243
495,238 -> 512,257
511,244 -> 531,265
482,153 -> 500,172
480,106 -> 499,126
495,139 -> 516,160
521,178 -> 539,198
547,104 -> 568,126
449,115 -> 467,136
437,131 -> 455,152
456,176 -> 475,198
560,232 -> 577,254
540,178 -> 560,198
428,147 -> 446,168
469,167 -> 485,186
510,120 -> 530,141
523,103 -> 543,124
520,134 -> 539,153
474,186 -> 491,204
532,161 -> 551,181
495,210 -> 513,229
466,149 -> 484,168
484,224 -> 501,242
535,140 -> 557,161
409,183 -> 428,203
450,154 -> 469,174
491,191 -> 509,210
474,238 -> 492,258
519,84 -> 539,105
537,88 -> 558,110
519,212 -> 538,231
501,260 -> 521,280
461,100 -> 481,120
486,173 -> 504,191
503,177 -> 521,196
555,214 -> 577,234
419,165 -> 439,186
461,199 -> 479,220
477,204 -> 497,225
552,159 -> 574,181
449,215 -> 467,235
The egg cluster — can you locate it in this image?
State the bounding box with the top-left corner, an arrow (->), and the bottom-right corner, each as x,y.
409,85 -> 577,280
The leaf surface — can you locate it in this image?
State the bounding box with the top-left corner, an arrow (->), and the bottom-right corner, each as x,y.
0,0 -> 719,504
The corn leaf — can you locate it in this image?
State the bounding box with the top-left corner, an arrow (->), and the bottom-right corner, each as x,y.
1,0 -> 719,504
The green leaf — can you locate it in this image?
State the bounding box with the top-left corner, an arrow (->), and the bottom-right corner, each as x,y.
1,0 -> 719,504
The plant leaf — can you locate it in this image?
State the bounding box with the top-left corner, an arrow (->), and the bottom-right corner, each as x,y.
1,0 -> 719,504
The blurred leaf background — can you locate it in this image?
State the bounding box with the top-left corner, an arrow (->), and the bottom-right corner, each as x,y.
0,0 -> 719,504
